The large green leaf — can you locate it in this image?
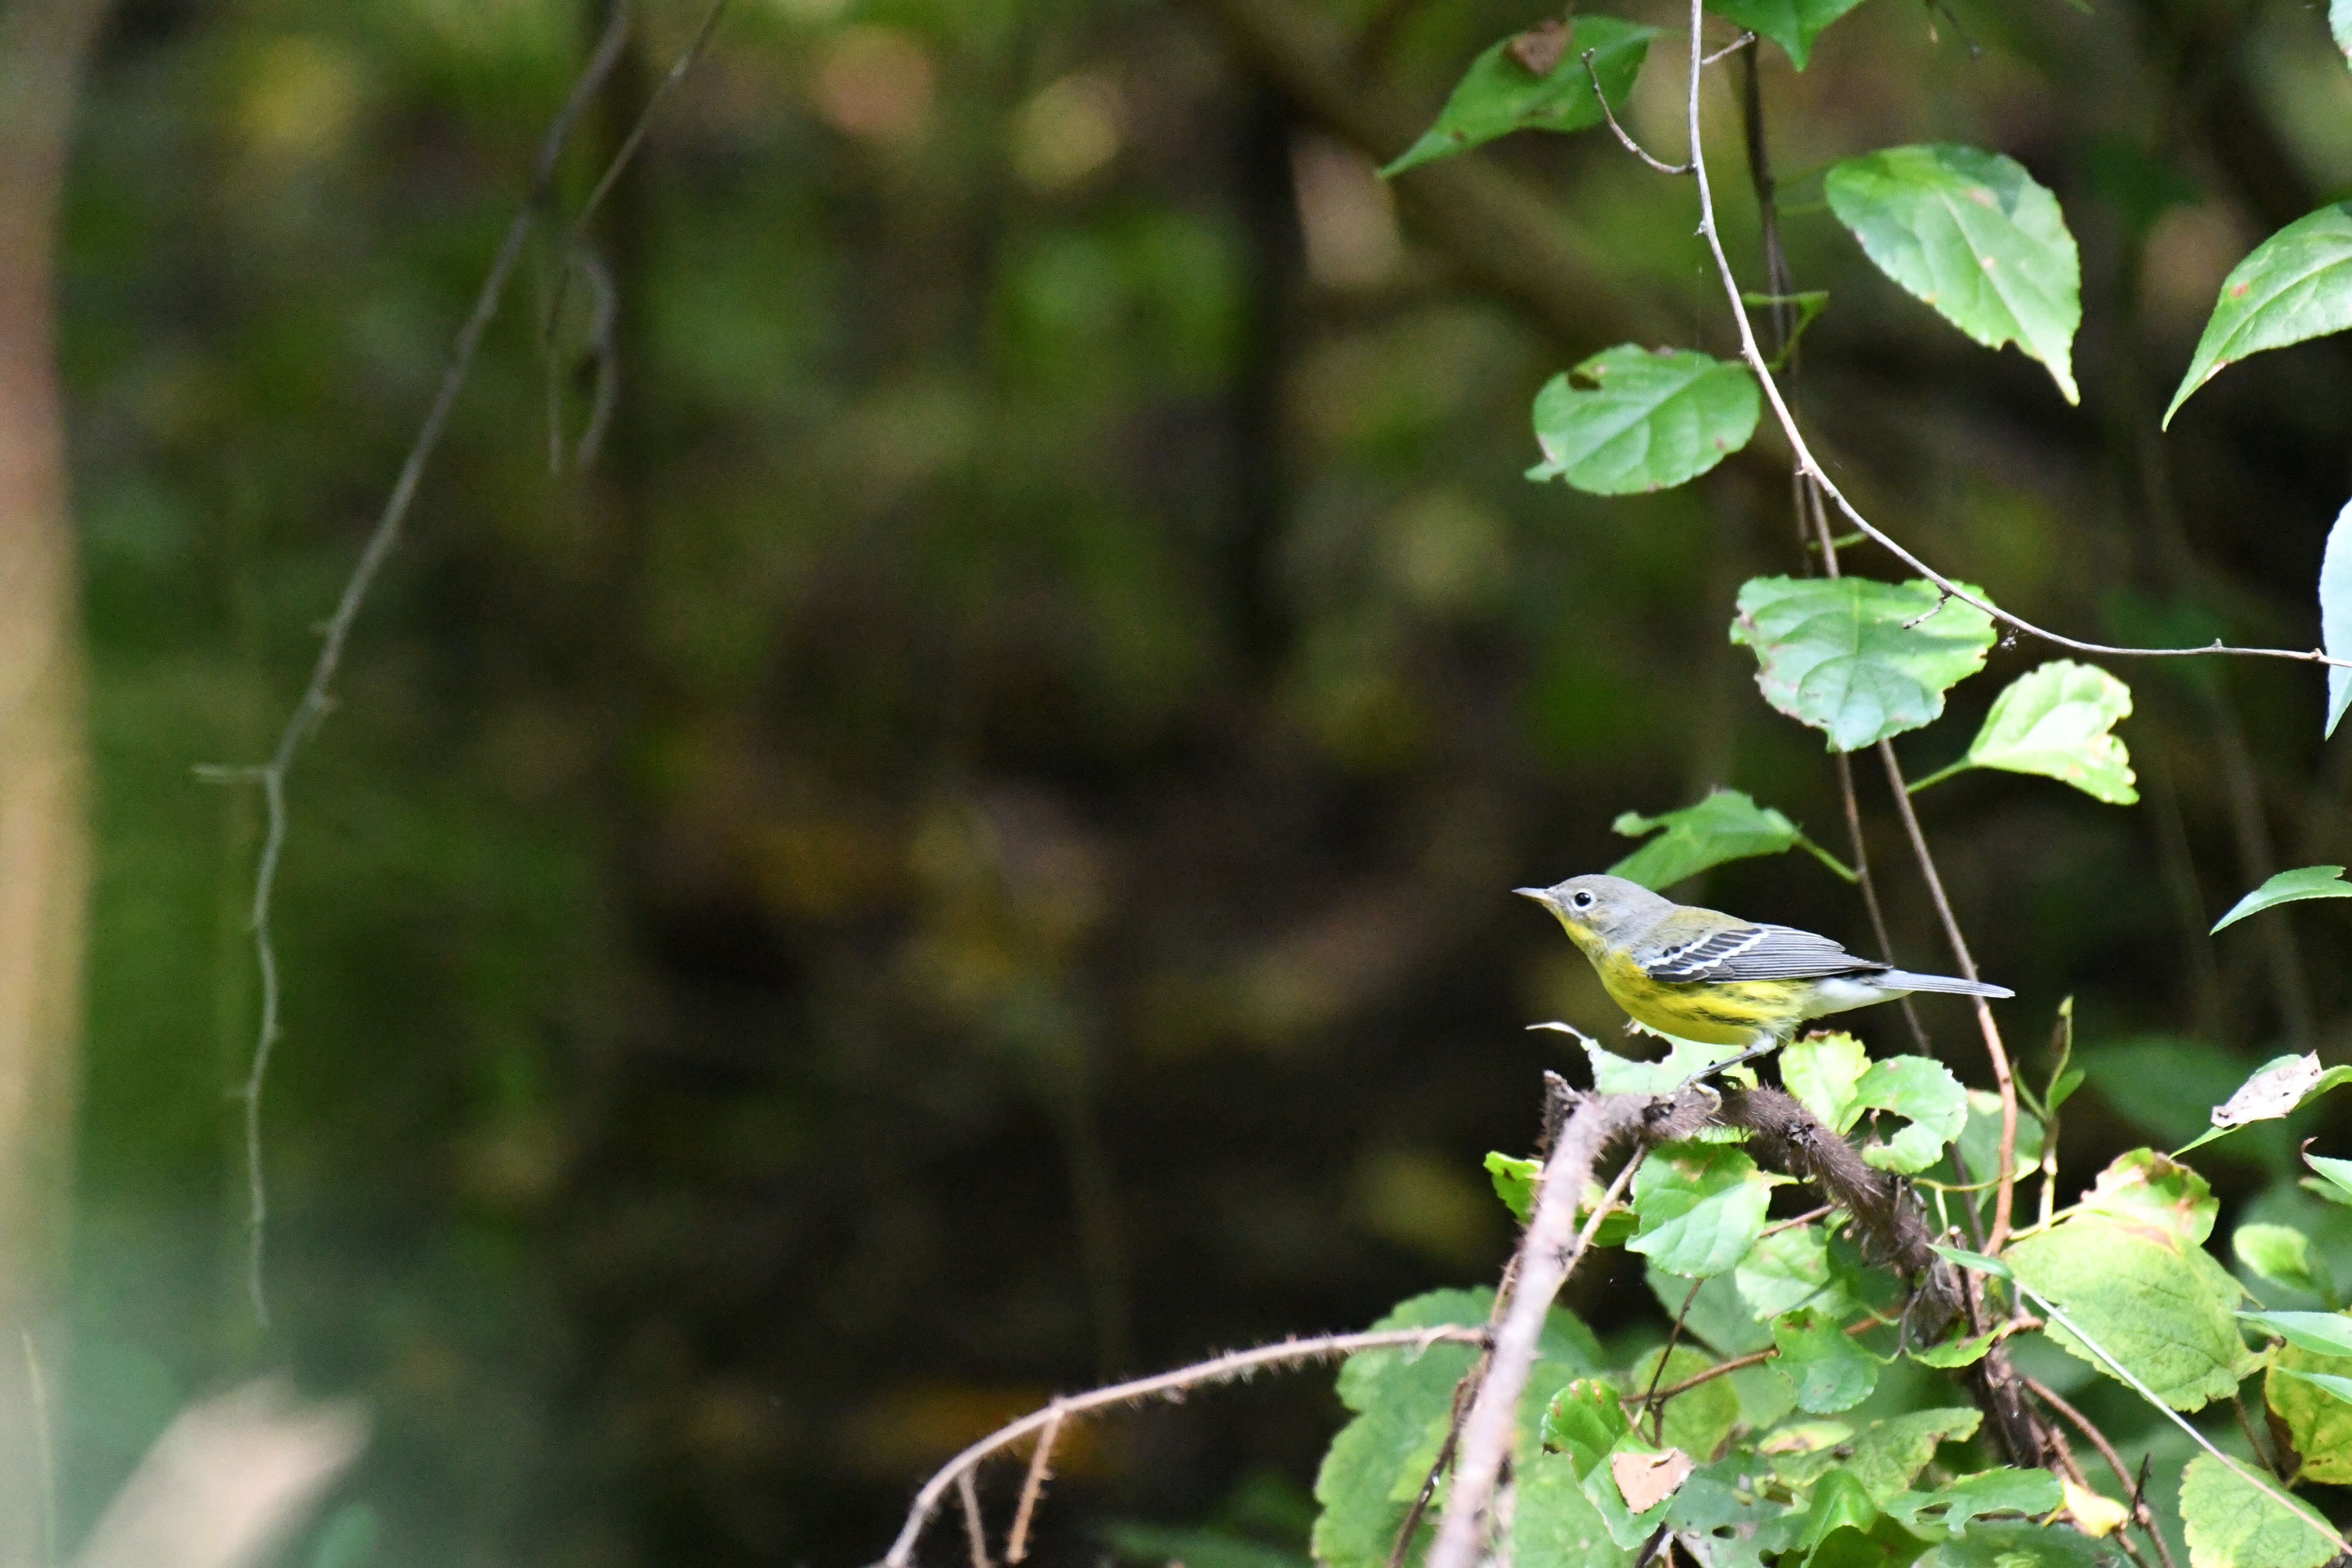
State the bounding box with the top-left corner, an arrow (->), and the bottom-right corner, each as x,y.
2212,867 -> 2352,933
1580,1034 -> 1750,1094
2007,1201 -> 2249,1409
1839,1409 -> 1984,1502
1737,1223 -> 1862,1322
1730,577 -> 1997,751
2240,1310 -> 2352,1358
1825,144 -> 2082,404
1772,1307 -> 1881,1413
2319,500 -> 2352,737
1702,0 -> 1867,67
1935,661 -> 2137,804
1528,346 -> 1760,495
1609,788 -> 1852,890
1848,1056 -> 1968,1173
1629,1140 -> 1783,1277
2163,203 -> 2352,427
2178,1453 -> 2339,1568
1385,17 -> 1660,176
2268,1334 -> 2352,1484
1514,1450 -> 1636,1568
2076,1148 -> 2217,1245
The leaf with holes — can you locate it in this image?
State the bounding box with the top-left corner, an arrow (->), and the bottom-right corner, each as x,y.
2180,1052 -> 2352,1153
2212,867 -> 2352,934
1950,661 -> 2137,804
2178,1453 -> 2341,1568
1848,1056 -> 1968,1173
1609,788 -> 1853,890
1730,577 -> 1997,751
2164,202 -> 2352,427
1826,144 -> 2082,403
1703,0 -> 1869,68
2272,1338 -> 2352,1485
1385,17 -> 1662,176
1885,1469 -> 2062,1538
1528,346 -> 1761,495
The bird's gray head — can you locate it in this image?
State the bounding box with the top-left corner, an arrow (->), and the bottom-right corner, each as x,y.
1514,873 -> 1673,949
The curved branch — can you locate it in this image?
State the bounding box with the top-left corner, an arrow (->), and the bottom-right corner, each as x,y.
877,1326 -> 1489,1568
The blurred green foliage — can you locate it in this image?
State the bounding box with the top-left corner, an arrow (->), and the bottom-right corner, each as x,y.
43,0 -> 2352,1561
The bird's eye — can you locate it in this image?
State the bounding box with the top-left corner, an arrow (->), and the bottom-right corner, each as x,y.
1571,890 -> 1594,909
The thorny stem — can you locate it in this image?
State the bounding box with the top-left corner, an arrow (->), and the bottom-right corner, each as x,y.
880,1327 -> 1490,1568
958,1471 -> 990,1568
1002,1408 -> 1061,1563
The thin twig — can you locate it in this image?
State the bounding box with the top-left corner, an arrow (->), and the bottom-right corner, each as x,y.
1582,51 -> 1688,174
2024,1375 -> 2181,1568
878,1327 -> 1488,1568
1699,30 -> 1756,65
1669,1 -> 2352,689
209,0 -> 725,1328
1642,1278 -> 1705,1440
2232,1392 -> 2286,1481
1002,1407 -> 1061,1564
958,1470 -> 991,1568
1876,744 -> 2019,1252
1760,1203 -> 1834,1239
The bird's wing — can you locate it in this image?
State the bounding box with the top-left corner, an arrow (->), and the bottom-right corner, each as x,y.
1636,920 -> 1887,983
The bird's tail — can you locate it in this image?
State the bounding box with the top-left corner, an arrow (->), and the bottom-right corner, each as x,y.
1881,970 -> 2014,999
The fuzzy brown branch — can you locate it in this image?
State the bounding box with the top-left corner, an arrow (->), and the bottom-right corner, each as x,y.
1001,1407 -> 1060,1564
877,1326 -> 1488,1568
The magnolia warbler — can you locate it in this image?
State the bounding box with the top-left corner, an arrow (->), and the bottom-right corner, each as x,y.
1518,874 -> 2012,1052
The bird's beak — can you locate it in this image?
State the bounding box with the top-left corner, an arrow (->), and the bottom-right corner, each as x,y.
1514,886 -> 1552,905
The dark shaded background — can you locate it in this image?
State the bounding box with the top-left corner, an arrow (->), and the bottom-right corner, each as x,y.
46,0 -> 2352,1561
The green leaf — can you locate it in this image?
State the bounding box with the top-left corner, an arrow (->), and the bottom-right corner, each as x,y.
1383,18 -> 1660,176
1487,1152 -> 1539,1223
2270,1339 -> 2352,1484
2178,1053 -> 2352,1155
2235,1224 -> 2333,1302
2178,1452 -> 2338,1568
1609,788 -> 1853,890
1810,1519 -> 1934,1568
1910,1327 -> 1999,1369
1849,1056 -> 1968,1173
1527,346 -> 1761,495
1948,661 -> 2137,804
1648,1263 -> 1774,1356
1315,1290 -> 1602,1568
2163,202 -> 2352,428
1731,577 -> 1998,751
1953,1089 -> 2044,1192
2307,1152 -> 2352,1207
1631,1344 -> 1740,1459
1917,1522 -> 2111,1568
1543,1378 -> 1632,1471
1582,1034 -> 1753,1094
1825,144 -> 2082,404
2009,1198 -> 2250,1408
1703,0 -> 1867,67
1931,1244 -> 2014,1281
2319,500 -> 2352,738
2211,866 -> 2352,933
1885,1470 -> 2062,1537
1664,1457 -> 1806,1568
1737,1224 -> 1862,1322
1783,1032 -> 1870,1132
1514,1450 -> 1637,1568
2240,1309 -> 2352,1357
1842,1408 -> 1985,1501
1772,1307 -> 1881,1413
2335,0 -> 2352,69
2078,1148 -> 2219,1245
1629,1141 -> 1783,1277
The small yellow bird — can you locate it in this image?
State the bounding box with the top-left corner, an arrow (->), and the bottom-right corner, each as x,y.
1519,874 -> 2012,1050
